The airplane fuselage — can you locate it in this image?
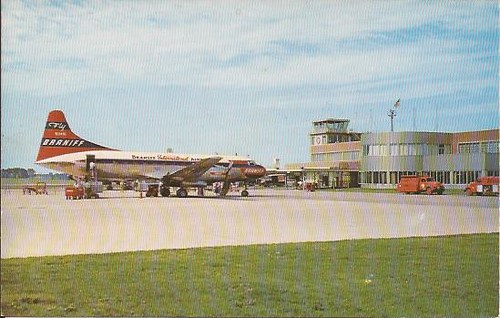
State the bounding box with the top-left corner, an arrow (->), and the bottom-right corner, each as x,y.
37,150 -> 265,186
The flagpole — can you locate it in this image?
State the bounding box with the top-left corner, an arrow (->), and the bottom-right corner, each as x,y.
388,109 -> 396,132
388,98 -> 400,132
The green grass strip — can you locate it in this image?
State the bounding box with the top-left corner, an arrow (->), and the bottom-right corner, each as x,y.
2,233 -> 498,317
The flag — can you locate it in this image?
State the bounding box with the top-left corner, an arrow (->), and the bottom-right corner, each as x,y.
394,99 -> 400,108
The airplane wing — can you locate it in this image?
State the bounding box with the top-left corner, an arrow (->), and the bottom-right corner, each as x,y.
169,156 -> 222,182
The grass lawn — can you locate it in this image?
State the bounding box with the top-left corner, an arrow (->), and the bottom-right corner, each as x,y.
1,234 -> 498,317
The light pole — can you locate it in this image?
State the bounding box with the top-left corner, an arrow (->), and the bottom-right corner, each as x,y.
388,109 -> 396,132
388,99 -> 400,132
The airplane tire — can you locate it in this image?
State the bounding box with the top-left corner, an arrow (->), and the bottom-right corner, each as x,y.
177,188 -> 188,198
241,190 -> 249,197
160,186 -> 170,197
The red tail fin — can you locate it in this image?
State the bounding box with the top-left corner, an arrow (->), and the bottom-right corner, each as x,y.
36,110 -> 113,162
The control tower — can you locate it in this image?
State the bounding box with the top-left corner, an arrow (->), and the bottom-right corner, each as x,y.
286,118 -> 362,189
310,118 -> 361,146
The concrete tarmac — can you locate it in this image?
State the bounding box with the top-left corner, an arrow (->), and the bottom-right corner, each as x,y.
1,188 -> 498,258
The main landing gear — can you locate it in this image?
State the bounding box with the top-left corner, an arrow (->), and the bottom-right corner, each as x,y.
158,184 -> 188,198
154,181 -> 252,198
160,184 -> 170,197
176,188 -> 188,198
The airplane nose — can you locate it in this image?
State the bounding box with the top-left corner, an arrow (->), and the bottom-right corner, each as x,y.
244,165 -> 267,178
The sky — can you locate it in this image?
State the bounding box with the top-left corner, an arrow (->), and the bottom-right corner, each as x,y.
1,0 -> 498,172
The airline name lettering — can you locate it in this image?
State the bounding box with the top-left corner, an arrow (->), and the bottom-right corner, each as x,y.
131,154 -> 195,161
42,138 -> 84,147
132,155 -> 156,160
157,154 -> 191,161
46,122 -> 68,130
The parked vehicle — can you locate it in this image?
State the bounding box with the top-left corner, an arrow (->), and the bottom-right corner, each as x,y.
84,181 -> 103,199
397,175 -> 445,195
464,176 -> 499,196
122,181 -> 134,191
305,182 -> 316,192
146,184 -> 159,197
65,181 -> 103,199
65,186 -> 84,200
23,182 -> 48,195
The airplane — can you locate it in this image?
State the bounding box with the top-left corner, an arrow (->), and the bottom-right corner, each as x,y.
35,110 -> 267,197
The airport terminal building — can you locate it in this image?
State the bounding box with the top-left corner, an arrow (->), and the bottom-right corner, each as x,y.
286,119 -> 362,188
285,119 -> 499,189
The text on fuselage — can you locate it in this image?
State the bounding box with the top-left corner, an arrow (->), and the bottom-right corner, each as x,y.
131,154 -> 199,161
42,139 -> 84,147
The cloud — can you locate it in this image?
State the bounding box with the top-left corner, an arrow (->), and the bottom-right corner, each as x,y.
1,1 -> 497,169
2,1 -> 497,97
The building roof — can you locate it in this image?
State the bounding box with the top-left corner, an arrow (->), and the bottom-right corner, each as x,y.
312,118 -> 350,124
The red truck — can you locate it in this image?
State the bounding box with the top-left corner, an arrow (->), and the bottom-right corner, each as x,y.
65,181 -> 102,199
65,186 -> 84,200
464,176 -> 499,196
397,175 -> 445,195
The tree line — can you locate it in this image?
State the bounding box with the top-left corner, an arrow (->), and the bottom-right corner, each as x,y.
1,168 -> 68,179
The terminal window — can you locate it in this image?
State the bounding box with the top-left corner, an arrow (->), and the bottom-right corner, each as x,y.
438,144 -> 445,155
459,141 -> 499,154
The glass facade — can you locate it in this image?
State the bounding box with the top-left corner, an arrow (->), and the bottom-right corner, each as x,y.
312,151 -> 359,162
360,131 -> 499,187
312,120 -> 349,134
363,143 -> 452,156
458,141 -> 500,154
360,170 -> 500,186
